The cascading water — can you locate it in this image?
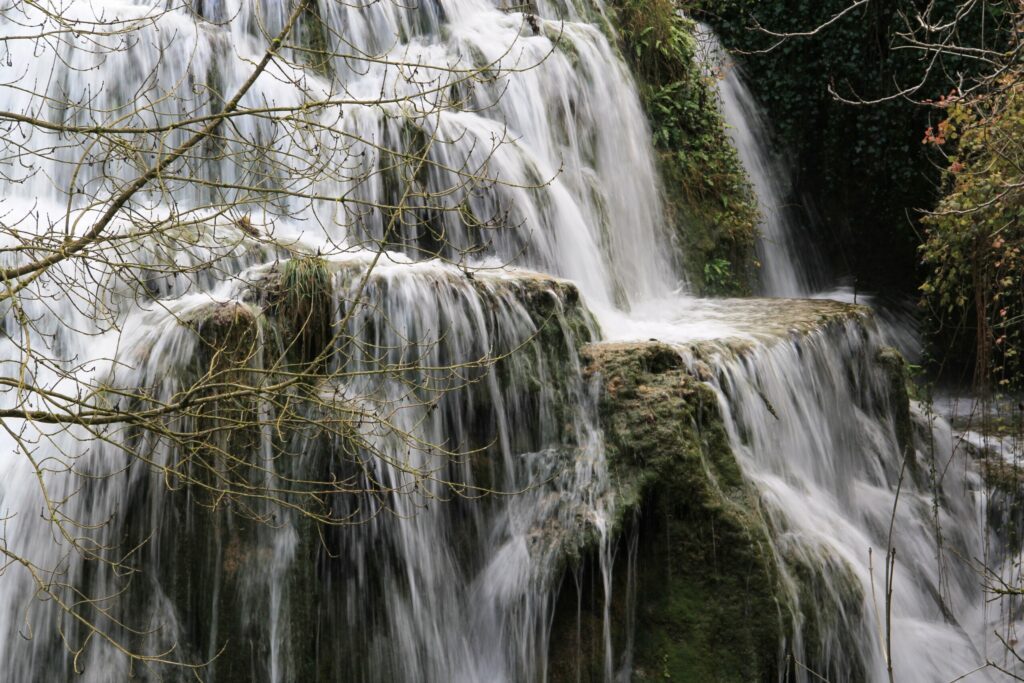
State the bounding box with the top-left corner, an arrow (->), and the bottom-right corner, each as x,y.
0,0 -> 670,679
696,26 -> 824,298
685,23 -> 1019,681
681,316 -> 1018,682
699,25 -> 923,362
0,1 -> 1017,682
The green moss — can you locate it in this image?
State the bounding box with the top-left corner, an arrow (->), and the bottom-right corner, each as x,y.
182,301 -> 264,485
170,303 -> 268,679
546,24 -> 580,68
479,276 -> 597,452
516,277 -> 597,351
983,459 -> 1024,497
982,459 -> 1024,554
294,2 -> 333,77
612,1 -> 760,294
188,301 -> 262,373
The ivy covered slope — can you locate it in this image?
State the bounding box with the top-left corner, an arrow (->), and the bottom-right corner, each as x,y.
613,0 -> 760,295
920,78 -> 1024,392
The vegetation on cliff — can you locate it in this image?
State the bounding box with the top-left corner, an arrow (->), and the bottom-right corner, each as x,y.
687,0 -> 990,293
613,0 -> 760,295
687,0 -> 1021,393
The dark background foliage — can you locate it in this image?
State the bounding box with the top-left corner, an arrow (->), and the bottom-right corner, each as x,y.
687,0 -> 993,293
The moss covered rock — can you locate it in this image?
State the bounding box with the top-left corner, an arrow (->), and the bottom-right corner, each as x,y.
548,341 -> 788,681
877,346 -> 913,459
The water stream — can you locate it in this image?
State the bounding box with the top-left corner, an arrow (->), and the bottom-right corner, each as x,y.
696,26 -> 824,298
0,1 -> 1016,681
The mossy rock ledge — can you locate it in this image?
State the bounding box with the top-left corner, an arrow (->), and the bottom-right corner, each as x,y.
545,299 -> 923,681
547,339 -> 789,682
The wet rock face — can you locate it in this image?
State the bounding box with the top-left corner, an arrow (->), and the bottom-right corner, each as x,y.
547,341 -> 787,682
549,307 -> 966,683
877,346 -> 914,458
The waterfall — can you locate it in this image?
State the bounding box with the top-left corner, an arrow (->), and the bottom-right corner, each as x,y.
0,1 -> 1016,681
0,0 -> 667,679
687,28 -> 1013,676
685,319 -> 1014,682
697,25 -> 924,364
696,25 -> 824,298
0,0 -> 678,309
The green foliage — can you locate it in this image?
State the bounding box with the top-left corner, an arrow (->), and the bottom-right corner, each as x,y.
920,80 -> 1024,392
613,0 -> 760,295
702,257 -> 736,296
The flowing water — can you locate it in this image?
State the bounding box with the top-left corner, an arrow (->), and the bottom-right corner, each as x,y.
699,26 -> 923,360
683,316 -> 1013,681
691,29 -> 1019,680
0,1 -> 1016,681
696,26 -> 824,298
